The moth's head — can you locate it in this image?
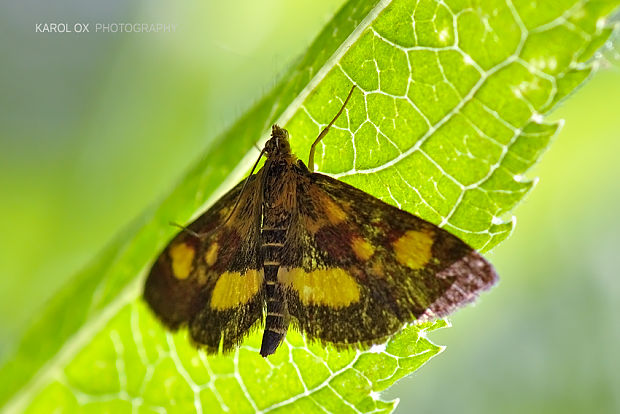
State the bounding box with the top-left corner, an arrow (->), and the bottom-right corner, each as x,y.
264,125 -> 291,158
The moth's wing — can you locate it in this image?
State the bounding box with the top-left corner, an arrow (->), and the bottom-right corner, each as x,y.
144,173 -> 265,353
281,166 -> 498,347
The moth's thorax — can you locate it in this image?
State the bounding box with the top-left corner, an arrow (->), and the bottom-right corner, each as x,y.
262,125 -> 299,228
262,160 -> 297,228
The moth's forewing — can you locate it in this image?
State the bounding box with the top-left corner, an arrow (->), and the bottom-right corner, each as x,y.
144,174 -> 265,352
278,166 -> 497,347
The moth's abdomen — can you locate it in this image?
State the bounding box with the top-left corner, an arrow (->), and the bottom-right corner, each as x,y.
260,227 -> 290,357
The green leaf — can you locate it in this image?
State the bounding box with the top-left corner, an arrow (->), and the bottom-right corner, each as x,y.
3,0 -> 618,412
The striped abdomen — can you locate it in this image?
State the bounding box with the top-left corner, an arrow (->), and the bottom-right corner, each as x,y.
259,227 -> 290,357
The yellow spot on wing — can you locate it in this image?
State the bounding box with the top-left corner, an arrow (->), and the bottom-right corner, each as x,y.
205,242 -> 218,267
393,229 -> 434,269
169,242 -> 195,280
211,269 -> 263,310
278,267 -> 360,307
351,236 -> 375,261
304,192 -> 348,234
323,196 -> 347,224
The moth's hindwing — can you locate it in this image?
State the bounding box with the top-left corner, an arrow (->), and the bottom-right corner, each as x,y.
144,174 -> 264,353
279,165 -> 498,348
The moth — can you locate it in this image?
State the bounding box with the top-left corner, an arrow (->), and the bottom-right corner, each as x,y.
144,86 -> 498,357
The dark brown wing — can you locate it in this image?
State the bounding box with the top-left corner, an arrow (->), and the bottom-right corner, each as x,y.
279,162 -> 497,347
144,172 -> 265,353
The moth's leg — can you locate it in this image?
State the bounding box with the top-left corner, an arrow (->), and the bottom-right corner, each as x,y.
308,85 -> 356,172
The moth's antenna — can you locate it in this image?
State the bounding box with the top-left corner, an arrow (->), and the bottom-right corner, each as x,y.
169,222 -> 204,239
308,85 -> 356,172
173,145 -> 267,240
223,146 -> 266,226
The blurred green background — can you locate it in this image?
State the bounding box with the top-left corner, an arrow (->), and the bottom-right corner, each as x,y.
1,1 -> 619,413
